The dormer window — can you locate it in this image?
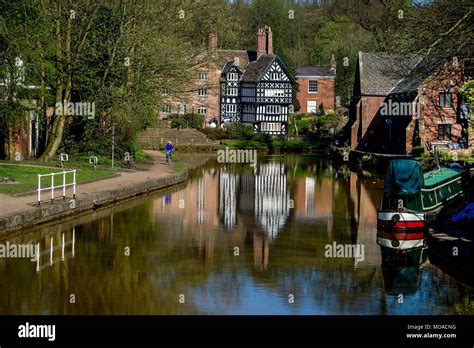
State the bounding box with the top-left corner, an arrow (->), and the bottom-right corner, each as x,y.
198,72 -> 208,80
227,72 -> 238,81
271,72 -> 281,80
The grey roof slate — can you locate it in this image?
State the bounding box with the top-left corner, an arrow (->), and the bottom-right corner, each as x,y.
295,66 -> 335,77
359,52 -> 419,96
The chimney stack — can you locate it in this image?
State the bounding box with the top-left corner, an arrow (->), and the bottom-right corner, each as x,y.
233,57 -> 240,67
256,28 -> 266,59
208,31 -> 217,54
265,26 -> 273,55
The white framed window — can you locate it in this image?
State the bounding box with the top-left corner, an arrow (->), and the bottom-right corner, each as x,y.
198,88 -> 208,97
226,104 -> 237,113
198,72 -> 208,80
261,122 -> 281,132
198,107 -> 207,115
227,72 -> 238,81
266,105 -> 281,114
264,89 -> 285,97
163,105 -> 171,113
271,72 -> 281,80
226,87 -> 238,96
308,80 -> 318,93
178,104 -> 186,115
307,100 -> 317,113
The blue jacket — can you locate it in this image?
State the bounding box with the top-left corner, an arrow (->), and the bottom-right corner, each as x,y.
165,143 -> 174,152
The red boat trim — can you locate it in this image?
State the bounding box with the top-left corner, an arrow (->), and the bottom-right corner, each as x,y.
377,231 -> 425,240
377,220 -> 425,229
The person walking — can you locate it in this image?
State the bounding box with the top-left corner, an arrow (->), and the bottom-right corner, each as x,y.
165,141 -> 174,164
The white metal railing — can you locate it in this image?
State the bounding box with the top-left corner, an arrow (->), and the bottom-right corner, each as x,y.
37,170 -> 76,205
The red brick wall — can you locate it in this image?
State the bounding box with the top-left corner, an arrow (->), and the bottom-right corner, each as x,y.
350,95 -> 386,149
418,72 -> 463,148
296,77 -> 335,113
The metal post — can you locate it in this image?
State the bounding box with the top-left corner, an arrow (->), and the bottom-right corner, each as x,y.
37,174 -> 41,205
51,174 -> 54,204
73,170 -> 76,199
62,171 -> 66,200
112,124 -> 115,168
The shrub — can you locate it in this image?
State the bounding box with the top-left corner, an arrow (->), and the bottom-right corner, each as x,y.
201,127 -> 226,140
168,113 -> 205,130
223,122 -> 254,140
411,146 -> 424,157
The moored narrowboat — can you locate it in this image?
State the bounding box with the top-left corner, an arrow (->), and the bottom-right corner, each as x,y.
377,159 -> 466,258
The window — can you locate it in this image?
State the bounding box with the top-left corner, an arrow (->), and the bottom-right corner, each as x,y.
264,89 -> 285,97
271,72 -> 281,80
308,80 -> 318,93
226,104 -> 237,113
178,104 -> 186,115
163,88 -> 170,96
261,122 -> 282,132
307,100 -> 317,113
198,88 -> 208,97
439,90 -> 452,107
163,105 -> 171,113
198,107 -> 207,115
227,72 -> 238,81
266,105 -> 281,114
198,72 -> 208,80
438,124 -> 451,141
226,87 -> 238,96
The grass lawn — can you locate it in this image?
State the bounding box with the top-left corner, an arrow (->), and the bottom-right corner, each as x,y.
0,163 -> 115,195
172,154 -> 185,173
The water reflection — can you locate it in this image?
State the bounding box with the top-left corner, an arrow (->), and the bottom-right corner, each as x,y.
0,155 -> 472,315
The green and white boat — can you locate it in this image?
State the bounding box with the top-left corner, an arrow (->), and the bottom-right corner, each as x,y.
377,159 -> 467,253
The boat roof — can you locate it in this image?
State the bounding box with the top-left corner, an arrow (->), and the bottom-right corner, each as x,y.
423,167 -> 462,188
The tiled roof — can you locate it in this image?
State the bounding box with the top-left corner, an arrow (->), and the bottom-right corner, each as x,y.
359,52 -> 419,96
241,55 -> 276,82
295,66 -> 335,77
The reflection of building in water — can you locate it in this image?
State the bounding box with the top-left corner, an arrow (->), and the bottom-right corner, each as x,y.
219,171 -> 239,229
305,177 -> 316,212
253,232 -> 269,271
254,162 -> 290,240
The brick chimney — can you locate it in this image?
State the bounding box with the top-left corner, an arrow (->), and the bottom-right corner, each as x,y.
208,31 -> 217,54
256,28 -> 266,59
265,26 -> 273,55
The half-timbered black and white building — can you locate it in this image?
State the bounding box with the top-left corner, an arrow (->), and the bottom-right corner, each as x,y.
239,55 -> 295,134
218,26 -> 296,135
220,61 -> 242,123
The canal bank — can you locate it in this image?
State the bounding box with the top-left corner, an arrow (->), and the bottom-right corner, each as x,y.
0,151 -> 209,233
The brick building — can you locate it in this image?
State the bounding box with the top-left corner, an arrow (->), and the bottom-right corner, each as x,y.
294,61 -> 336,114
160,26 -> 295,134
348,52 -> 470,154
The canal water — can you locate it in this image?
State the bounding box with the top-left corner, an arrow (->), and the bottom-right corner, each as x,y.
0,155 -> 472,315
